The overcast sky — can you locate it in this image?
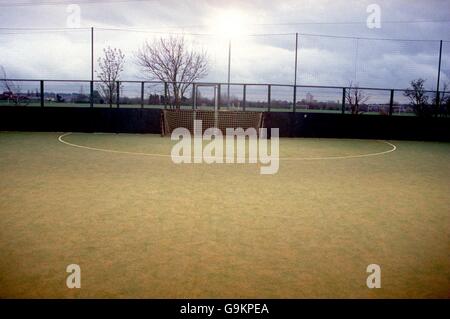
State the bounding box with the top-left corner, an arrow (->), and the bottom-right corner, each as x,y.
0,0 -> 449,96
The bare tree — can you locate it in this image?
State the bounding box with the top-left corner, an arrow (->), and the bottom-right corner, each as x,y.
345,82 -> 370,114
96,47 -> 125,107
0,65 -> 28,106
403,78 -> 429,116
442,82 -> 450,117
1,66 -> 16,92
432,81 -> 449,117
135,36 -> 208,109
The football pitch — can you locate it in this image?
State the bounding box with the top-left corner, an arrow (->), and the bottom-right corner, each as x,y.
0,132 -> 448,298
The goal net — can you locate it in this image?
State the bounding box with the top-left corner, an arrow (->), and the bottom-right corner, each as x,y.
161,84 -> 264,136
161,109 -> 264,136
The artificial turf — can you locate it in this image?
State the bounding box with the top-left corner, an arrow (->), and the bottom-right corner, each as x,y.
0,132 -> 448,298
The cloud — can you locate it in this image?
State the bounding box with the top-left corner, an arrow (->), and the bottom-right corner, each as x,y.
0,0 -> 449,91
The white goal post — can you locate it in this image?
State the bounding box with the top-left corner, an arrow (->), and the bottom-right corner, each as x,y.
193,83 -> 219,128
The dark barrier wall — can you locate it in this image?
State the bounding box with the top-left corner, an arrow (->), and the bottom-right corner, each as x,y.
1,106 -> 449,141
266,112 -> 450,141
0,107 -> 161,134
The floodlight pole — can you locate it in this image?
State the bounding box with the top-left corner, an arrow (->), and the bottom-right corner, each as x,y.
227,39 -> 231,107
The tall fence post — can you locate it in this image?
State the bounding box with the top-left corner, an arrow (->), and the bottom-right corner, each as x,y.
436,40 -> 443,111
192,83 -> 196,110
140,82 -> 144,108
242,84 -> 246,111
116,81 -> 120,108
267,84 -> 271,112
90,27 -> 94,108
341,88 -> 346,114
217,84 -> 221,110
40,80 -> 44,107
164,82 -> 168,109
294,33 -> 298,84
293,32 -> 298,113
293,85 -> 296,113
389,89 -> 394,116
227,39 -> 231,107
90,80 -> 94,107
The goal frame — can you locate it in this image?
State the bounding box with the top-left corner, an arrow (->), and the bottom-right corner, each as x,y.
193,83 -> 219,128
161,83 -> 264,137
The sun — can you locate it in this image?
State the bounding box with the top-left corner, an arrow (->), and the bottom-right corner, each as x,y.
212,9 -> 246,38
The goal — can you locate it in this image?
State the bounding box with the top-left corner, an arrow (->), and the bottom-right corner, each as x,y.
161,84 -> 264,136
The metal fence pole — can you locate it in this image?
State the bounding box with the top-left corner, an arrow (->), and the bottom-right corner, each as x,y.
293,85 -> 296,113
116,81 -> 120,108
243,84 -> 246,111
91,27 -> 94,83
341,88 -> 346,114
90,28 -> 94,108
192,83 -> 196,110
217,84 -> 221,110
40,80 -> 44,107
389,89 -> 394,116
294,33 -> 298,85
90,80 -> 94,107
227,39 -> 231,107
140,82 -> 144,108
436,40 -> 443,109
164,82 -> 168,109
268,84 -> 271,112
293,32 -> 298,113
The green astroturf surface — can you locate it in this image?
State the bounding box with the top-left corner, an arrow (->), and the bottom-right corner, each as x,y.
0,132 -> 448,298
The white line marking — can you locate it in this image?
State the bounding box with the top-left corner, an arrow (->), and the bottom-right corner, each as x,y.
58,132 -> 169,158
280,140 -> 397,160
58,132 -> 397,161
